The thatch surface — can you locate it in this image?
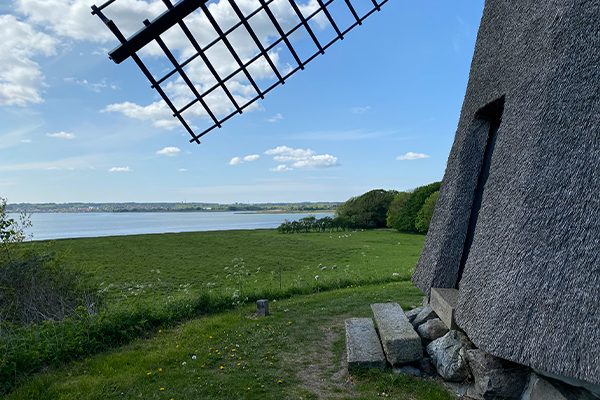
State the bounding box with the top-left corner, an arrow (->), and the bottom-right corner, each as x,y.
413,0 -> 599,385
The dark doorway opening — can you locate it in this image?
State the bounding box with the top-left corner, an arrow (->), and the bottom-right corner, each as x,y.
456,96 -> 505,288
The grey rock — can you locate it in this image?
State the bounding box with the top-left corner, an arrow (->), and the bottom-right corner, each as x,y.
345,318 -> 386,371
393,366 -> 422,377
412,305 -> 437,328
521,373 -> 598,400
426,330 -> 474,382
371,303 -> 422,365
256,299 -> 269,317
419,357 -> 437,376
417,318 -> 449,341
405,306 -> 424,323
465,349 -> 529,399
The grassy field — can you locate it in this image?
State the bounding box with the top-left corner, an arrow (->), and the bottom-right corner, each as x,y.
37,229 -> 424,307
2,229 -> 451,398
7,282 -> 452,400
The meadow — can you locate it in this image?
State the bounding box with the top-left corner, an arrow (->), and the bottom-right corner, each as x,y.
1,229 -> 455,398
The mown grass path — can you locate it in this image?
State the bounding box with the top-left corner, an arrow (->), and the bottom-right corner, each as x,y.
7,282 -> 453,400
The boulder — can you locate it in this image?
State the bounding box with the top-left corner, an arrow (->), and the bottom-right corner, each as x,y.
405,306 -> 424,323
521,373 -> 598,400
426,330 -> 474,382
417,318 -> 449,341
412,305 -> 437,328
418,357 -> 438,376
465,349 -> 529,399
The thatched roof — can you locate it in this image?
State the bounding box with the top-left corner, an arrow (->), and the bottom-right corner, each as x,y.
413,0 -> 599,385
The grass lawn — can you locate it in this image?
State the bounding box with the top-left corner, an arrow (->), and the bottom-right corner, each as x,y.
7,282 -> 452,400
35,229 -> 424,307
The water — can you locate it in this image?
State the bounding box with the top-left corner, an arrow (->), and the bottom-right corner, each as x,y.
11,212 -> 334,241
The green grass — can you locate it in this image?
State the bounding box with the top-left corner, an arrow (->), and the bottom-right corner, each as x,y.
7,282 -> 452,400
2,229 -> 437,397
37,229 -> 424,306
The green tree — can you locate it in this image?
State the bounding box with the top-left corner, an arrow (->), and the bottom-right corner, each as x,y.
336,189 -> 398,229
0,198 -> 31,261
386,192 -> 410,228
388,182 -> 441,232
415,191 -> 440,233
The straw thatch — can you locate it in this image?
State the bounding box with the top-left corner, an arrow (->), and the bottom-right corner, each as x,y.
413,0 -> 599,385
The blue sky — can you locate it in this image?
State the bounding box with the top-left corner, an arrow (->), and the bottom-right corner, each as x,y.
0,0 -> 484,203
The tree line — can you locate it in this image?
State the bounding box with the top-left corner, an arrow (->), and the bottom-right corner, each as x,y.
278,182 -> 441,234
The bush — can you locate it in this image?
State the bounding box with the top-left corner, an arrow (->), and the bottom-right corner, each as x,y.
387,182 -> 441,232
414,191 -> 440,233
277,216 -> 353,233
336,189 -> 397,229
0,252 -> 99,325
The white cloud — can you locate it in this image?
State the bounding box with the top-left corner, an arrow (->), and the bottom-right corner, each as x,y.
64,77 -> 118,92
271,164 -> 292,172
108,166 -> 131,172
229,157 -> 242,166
265,145 -> 339,169
266,113 -> 284,123
178,168 -> 188,172
243,154 -> 260,162
0,15 -> 58,106
351,106 -> 371,114
156,146 -> 181,156
230,154 -> 260,166
47,131 -> 76,140
102,101 -> 179,129
21,139 -> 32,143
396,152 -> 430,161
0,155 -> 99,172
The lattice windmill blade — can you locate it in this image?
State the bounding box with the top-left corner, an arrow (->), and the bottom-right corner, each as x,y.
91,0 -> 388,144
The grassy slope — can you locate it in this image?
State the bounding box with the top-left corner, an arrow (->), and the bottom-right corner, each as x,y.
7,282 -> 452,400
38,229 -> 424,306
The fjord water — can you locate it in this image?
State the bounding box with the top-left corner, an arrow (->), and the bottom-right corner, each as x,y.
16,212 -> 334,241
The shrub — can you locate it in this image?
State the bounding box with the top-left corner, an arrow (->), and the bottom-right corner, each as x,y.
0,252 -> 99,325
388,182 -> 441,232
336,189 -> 398,229
415,191 -> 440,233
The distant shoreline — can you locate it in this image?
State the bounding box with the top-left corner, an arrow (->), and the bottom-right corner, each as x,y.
10,209 -> 337,215
7,202 -> 340,214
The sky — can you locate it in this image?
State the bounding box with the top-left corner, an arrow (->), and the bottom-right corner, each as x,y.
0,0 -> 485,204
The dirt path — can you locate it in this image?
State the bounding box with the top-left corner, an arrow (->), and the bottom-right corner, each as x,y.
292,318 -> 358,399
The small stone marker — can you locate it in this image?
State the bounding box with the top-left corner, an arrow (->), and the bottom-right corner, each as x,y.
345,318 -> 386,371
429,288 -> 459,330
371,303 -> 422,366
256,299 -> 269,317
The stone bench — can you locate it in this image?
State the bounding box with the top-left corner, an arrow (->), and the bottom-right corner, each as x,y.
345,318 -> 386,371
371,303 -> 422,366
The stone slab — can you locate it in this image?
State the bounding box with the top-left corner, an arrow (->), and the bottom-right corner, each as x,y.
371,303 -> 422,366
345,318 -> 386,371
430,288 -> 459,330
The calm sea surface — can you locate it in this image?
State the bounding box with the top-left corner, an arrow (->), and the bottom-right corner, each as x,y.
12,212 -> 334,241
